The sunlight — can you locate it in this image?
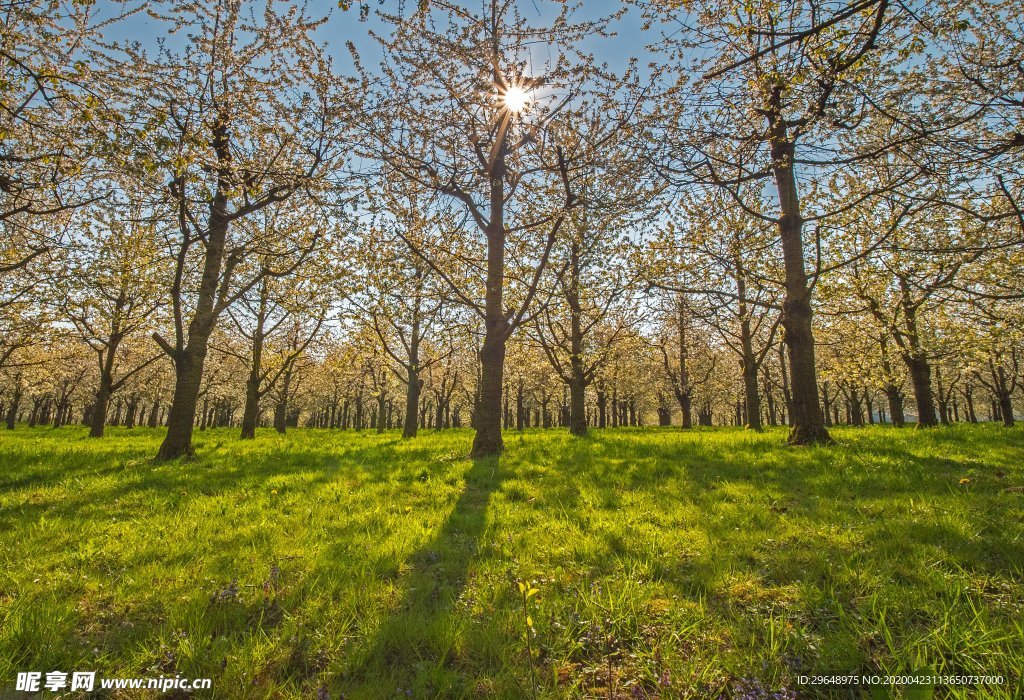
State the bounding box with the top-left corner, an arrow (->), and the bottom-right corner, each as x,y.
500,85 -> 529,113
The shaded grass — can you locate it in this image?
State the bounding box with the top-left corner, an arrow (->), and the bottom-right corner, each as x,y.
0,424 -> 1022,698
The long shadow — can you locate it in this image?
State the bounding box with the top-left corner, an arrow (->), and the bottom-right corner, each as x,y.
337,454 -> 506,697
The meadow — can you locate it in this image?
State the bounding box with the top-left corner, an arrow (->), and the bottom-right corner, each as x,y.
0,425 -> 1022,699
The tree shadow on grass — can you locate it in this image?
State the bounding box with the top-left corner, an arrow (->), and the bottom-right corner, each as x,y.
337,454 -> 507,698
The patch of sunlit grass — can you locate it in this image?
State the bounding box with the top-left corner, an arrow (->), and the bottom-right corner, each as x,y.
0,423 -> 1021,698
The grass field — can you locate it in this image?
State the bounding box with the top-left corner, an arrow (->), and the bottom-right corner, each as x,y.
1,425 -> 1022,699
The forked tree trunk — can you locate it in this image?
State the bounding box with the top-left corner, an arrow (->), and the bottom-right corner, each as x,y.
158,334 -> 213,458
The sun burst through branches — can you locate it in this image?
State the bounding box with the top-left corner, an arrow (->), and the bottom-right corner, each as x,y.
500,84 -> 529,113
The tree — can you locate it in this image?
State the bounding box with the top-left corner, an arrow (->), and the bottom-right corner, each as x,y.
110,0 -> 352,458
356,200 -> 459,439
59,197 -> 168,436
223,207 -> 336,439
530,184 -> 640,435
643,0 -> 915,443
366,0 -> 633,456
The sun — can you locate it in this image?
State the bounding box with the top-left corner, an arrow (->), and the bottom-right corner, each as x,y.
501,85 -> 529,113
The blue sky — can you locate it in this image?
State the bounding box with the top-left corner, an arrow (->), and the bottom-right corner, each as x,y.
101,0 -> 661,78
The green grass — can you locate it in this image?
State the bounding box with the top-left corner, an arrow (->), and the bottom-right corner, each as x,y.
1,424 -> 1022,699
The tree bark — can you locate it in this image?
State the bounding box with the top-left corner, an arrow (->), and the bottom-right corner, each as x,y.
89,380 -> 112,438
157,116 -> 234,460
470,137 -> 508,458
769,100 -> 830,445
403,374 -> 422,438
884,385 -> 905,427
905,355 -> 937,428
740,322 -> 762,430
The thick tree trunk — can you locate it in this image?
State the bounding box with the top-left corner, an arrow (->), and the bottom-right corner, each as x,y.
403,373 -> 421,438
470,142 -> 509,458
89,379 -> 112,438
157,117 -> 235,460
997,392 -> 1014,427
885,385 -> 905,427
569,377 -> 587,436
158,339 -> 210,459
5,385 -> 21,429
769,110 -> 830,445
904,355 -> 937,427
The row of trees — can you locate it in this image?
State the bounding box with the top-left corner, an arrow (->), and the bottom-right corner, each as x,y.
1,0 -> 1022,459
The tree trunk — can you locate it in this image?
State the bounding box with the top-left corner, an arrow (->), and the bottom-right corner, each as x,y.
158,340 -> 210,459
89,379 -> 112,438
740,351 -> 762,431
403,373 -> 421,439
147,398 -> 160,428
769,105 -> 830,445
470,135 -> 509,458
5,384 -> 21,429
157,119 -> 234,460
885,385 -> 905,427
569,377 -> 587,436
240,287 -> 268,440
997,391 -> 1014,427
515,379 -> 525,431
274,368 -> 292,434
905,355 -> 937,427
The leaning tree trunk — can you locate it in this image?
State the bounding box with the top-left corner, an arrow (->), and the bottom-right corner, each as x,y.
769,114 -> 830,445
